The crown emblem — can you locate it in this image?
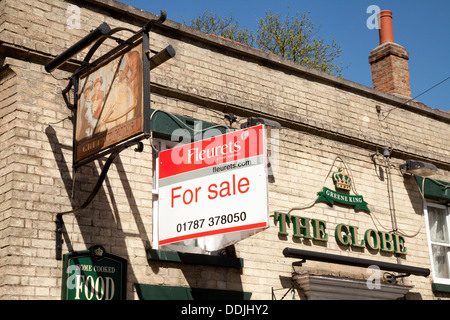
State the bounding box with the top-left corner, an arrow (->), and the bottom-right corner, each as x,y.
94,247 -> 103,257
332,168 -> 352,191
90,245 -> 105,261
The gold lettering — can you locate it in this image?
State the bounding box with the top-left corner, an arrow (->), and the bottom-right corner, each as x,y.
349,226 -> 365,248
311,219 -> 328,241
290,216 -> 312,239
379,231 -> 394,253
335,223 -> 350,246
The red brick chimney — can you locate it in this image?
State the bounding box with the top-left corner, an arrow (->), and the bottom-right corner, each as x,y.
369,10 -> 411,97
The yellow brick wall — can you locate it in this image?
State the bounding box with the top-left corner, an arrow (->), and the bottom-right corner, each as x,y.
1,0 -> 450,300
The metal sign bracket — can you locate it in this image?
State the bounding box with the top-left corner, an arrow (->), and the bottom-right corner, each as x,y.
47,11 -> 173,260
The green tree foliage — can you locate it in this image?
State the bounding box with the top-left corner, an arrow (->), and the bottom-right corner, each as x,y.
185,10 -> 254,46
185,10 -> 343,76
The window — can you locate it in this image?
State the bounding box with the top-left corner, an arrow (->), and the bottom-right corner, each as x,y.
424,202 -> 450,284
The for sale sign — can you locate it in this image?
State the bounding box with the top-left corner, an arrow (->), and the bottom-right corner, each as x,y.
157,125 -> 269,248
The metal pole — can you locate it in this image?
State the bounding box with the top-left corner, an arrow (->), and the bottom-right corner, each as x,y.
283,247 -> 430,277
45,22 -> 111,72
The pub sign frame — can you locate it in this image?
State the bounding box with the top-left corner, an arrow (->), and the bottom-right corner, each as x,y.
71,30 -> 151,169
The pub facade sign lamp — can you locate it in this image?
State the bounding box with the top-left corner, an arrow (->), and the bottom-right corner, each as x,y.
240,117 -> 281,129
148,45 -> 176,70
400,159 -> 438,177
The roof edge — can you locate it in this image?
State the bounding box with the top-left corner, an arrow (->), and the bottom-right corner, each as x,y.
80,0 -> 450,122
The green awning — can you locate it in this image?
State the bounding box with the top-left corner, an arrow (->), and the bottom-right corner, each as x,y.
134,284 -> 252,300
147,249 -> 244,268
414,175 -> 450,203
150,109 -> 229,141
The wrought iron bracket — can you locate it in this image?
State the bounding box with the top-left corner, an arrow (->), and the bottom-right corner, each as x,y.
50,11 -> 171,260
271,282 -> 296,300
292,259 -> 306,267
383,272 -> 411,284
55,138 -> 144,260
55,215 -> 64,260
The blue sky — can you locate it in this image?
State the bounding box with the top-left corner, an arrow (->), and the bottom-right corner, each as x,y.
120,0 -> 450,111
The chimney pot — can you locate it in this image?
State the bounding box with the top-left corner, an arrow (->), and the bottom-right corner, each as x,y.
369,9 -> 411,98
379,10 -> 394,44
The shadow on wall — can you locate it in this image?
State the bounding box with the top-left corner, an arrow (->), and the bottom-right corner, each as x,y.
143,257 -> 248,300
402,174 -> 426,217
45,124 -> 152,299
46,125 -> 248,300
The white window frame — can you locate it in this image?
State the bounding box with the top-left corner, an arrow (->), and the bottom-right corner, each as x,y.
423,201 -> 450,285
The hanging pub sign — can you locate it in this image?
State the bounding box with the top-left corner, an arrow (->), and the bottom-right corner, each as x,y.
156,124 -> 270,250
61,245 -> 128,300
74,39 -> 149,166
44,12 -> 173,169
316,168 -> 370,213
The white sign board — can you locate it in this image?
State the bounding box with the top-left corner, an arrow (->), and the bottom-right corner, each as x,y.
157,125 -> 269,249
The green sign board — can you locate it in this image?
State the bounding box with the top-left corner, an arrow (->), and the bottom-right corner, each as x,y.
316,168 -> 370,213
316,187 -> 370,213
61,245 -> 127,300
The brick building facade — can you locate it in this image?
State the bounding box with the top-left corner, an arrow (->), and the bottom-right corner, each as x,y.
1,0 -> 450,300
